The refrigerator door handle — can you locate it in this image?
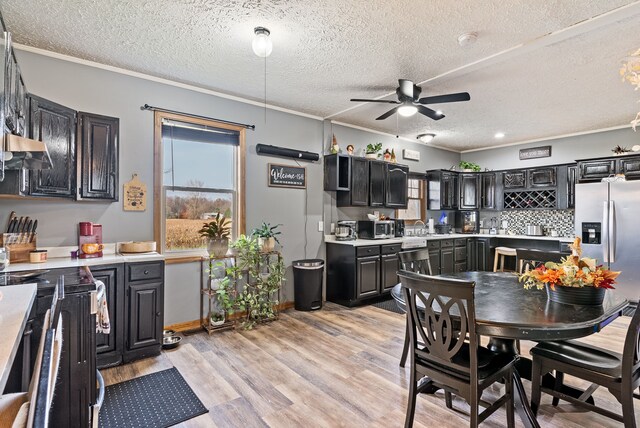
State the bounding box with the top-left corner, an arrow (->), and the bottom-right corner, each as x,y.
609,200 -> 615,263
602,201 -> 609,263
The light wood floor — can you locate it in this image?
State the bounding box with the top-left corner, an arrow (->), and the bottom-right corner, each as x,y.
101,303 -> 638,427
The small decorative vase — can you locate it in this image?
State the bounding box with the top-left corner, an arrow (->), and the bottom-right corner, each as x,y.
207,238 -> 229,257
545,284 -> 606,306
365,153 -> 378,159
209,311 -> 226,326
259,237 -> 276,252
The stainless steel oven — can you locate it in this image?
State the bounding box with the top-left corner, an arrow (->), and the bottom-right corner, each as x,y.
357,220 -> 395,239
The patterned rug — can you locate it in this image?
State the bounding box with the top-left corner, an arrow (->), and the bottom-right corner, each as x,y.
99,368 -> 208,428
371,298 -> 404,314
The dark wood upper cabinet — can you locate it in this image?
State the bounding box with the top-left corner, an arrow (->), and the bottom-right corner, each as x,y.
458,173 -> 480,210
28,95 -> 77,198
618,156 -> 640,180
385,164 -> 409,208
78,112 -> 119,200
481,173 -> 497,210
337,157 -> 368,206
427,170 -> 458,210
324,154 -> 350,191
577,159 -> 616,182
528,167 -> 556,187
503,170 -> 526,189
369,160 -> 386,207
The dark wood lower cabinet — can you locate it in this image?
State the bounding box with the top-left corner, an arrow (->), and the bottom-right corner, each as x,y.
440,247 -> 455,274
91,265 -> 125,368
356,256 -> 380,299
124,261 -> 164,362
380,253 -> 399,292
429,250 -> 441,274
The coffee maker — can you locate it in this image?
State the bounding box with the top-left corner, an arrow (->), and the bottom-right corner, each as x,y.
78,222 -> 104,259
455,211 -> 479,234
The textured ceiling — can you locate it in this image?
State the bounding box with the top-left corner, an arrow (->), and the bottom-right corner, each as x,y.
2,0 -> 640,150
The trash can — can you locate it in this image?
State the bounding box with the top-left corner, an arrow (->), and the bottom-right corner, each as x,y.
292,259 -> 324,311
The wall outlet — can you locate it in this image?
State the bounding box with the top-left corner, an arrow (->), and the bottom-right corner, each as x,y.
318,221 -> 324,232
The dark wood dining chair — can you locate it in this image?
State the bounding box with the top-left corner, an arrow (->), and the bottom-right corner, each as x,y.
396,249 -> 433,368
530,302 -> 640,426
515,249 -> 569,274
399,270 -> 517,428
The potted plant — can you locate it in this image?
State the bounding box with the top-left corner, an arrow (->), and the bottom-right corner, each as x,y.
209,310 -> 226,326
459,161 -> 481,172
251,222 -> 282,252
519,237 -> 620,305
199,213 -> 231,257
365,143 -> 382,159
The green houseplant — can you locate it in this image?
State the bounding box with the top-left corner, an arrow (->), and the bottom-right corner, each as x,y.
199,213 -> 231,257
222,234 -> 285,329
365,143 -> 382,159
459,160 -> 481,172
251,222 -> 282,252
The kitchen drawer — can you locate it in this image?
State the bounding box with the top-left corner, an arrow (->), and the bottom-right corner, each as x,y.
356,245 -> 380,257
128,262 -> 164,282
454,238 -> 467,247
427,240 -> 441,250
440,239 -> 454,248
381,243 -> 402,255
455,247 -> 467,262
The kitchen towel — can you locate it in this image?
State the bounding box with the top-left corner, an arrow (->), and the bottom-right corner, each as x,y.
95,280 -> 111,334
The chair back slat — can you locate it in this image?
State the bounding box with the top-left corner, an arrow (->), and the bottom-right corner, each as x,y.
516,249 -> 569,273
398,249 -> 433,275
622,304 -> 640,381
399,270 -> 476,375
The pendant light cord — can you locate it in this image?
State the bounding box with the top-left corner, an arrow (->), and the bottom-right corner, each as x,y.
264,55 -> 267,124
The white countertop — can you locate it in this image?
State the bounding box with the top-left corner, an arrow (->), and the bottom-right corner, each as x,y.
325,233 -> 573,246
0,283 -> 36,394
3,252 -> 165,273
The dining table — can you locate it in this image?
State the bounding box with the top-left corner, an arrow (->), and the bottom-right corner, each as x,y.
390,271 -> 629,428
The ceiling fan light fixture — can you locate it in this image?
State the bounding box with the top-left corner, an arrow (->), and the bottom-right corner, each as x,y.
252,26 -> 273,57
397,104 -> 418,117
417,133 -> 435,143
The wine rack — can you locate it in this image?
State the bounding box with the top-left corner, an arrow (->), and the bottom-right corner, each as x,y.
503,190 -> 557,209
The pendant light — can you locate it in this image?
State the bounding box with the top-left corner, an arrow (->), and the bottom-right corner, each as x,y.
252,27 -> 273,58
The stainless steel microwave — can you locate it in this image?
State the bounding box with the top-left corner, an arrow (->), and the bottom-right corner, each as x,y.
357,220 -> 395,239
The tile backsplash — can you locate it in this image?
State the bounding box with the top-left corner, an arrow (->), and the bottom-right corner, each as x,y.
481,210 -> 575,238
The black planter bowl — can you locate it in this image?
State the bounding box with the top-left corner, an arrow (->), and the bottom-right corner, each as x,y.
545,284 -> 606,306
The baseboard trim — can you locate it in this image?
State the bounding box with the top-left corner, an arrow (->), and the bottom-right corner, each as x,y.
164,301 -> 295,331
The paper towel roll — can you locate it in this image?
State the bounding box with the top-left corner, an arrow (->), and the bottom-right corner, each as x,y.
428,218 -> 435,234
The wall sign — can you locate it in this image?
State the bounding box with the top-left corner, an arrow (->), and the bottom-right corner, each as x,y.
123,174 -> 147,211
268,163 -> 306,189
403,148 -> 421,161
520,145 -> 552,160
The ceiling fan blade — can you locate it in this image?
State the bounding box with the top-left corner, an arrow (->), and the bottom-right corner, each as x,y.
418,92 -> 470,104
376,107 -> 398,120
417,105 -> 445,120
350,98 -> 400,104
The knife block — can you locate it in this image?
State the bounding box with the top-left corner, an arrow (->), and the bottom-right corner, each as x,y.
0,233 -> 37,263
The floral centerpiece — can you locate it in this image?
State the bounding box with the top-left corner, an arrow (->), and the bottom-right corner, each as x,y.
519,237 -> 620,305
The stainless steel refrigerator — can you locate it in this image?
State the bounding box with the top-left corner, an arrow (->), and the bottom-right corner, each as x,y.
575,180 -> 640,302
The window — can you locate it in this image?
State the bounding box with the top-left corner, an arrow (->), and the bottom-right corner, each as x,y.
154,112 -> 245,254
396,177 -> 425,223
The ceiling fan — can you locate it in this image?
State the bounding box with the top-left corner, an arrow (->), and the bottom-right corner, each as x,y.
350,79 -> 470,121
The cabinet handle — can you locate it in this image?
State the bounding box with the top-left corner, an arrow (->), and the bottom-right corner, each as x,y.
144,270 -> 149,275
156,311 -> 161,317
